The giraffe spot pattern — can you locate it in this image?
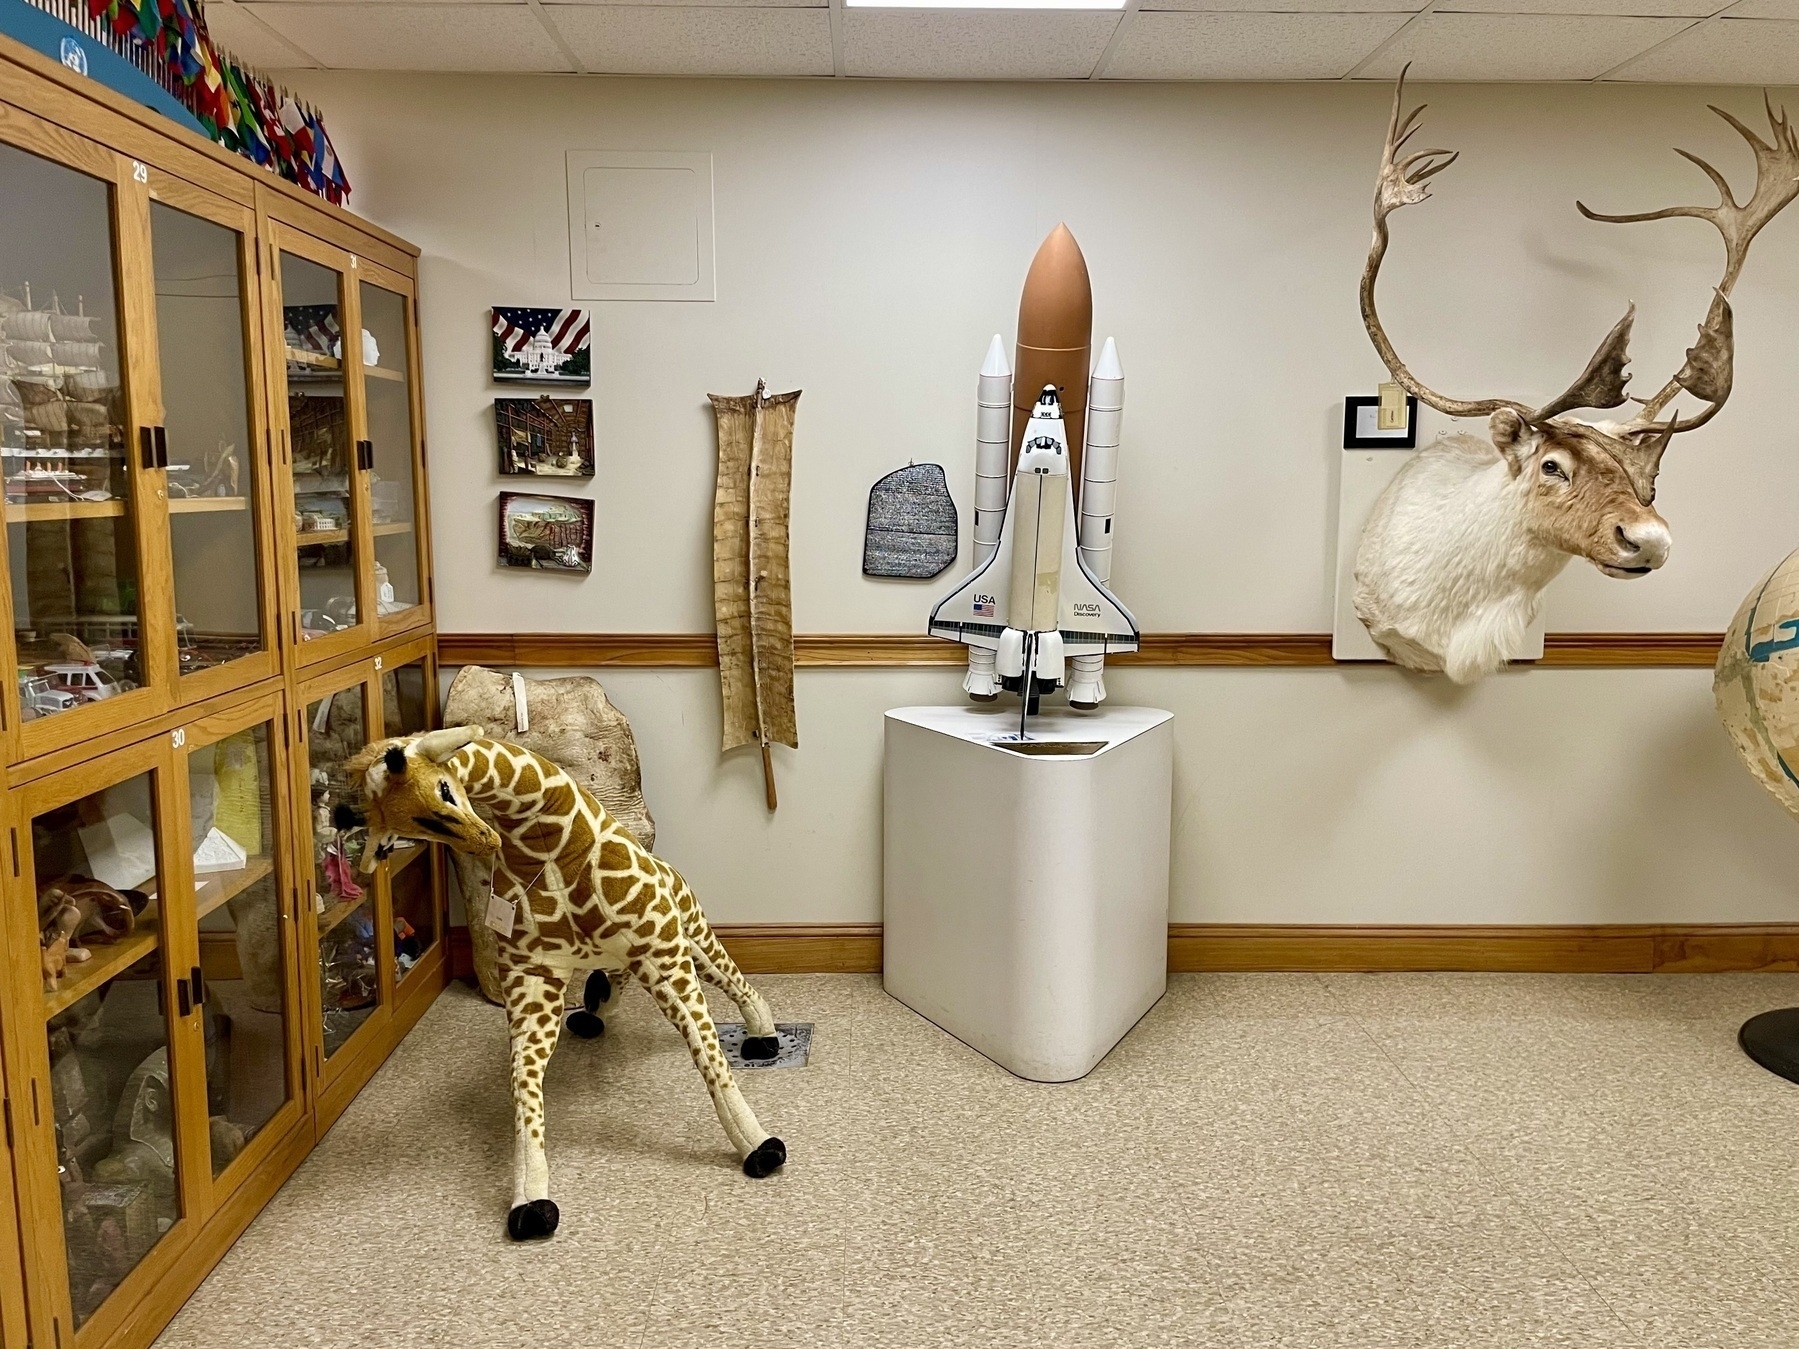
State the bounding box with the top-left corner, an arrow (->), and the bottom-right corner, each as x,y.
361,739 -> 781,1200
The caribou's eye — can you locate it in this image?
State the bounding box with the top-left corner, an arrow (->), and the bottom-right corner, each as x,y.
438,781 -> 454,805
1541,459 -> 1568,481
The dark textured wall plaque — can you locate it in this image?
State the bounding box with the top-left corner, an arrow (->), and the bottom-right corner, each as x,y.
863,463 -> 958,579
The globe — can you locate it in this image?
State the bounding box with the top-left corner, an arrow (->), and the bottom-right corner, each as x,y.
1716,547 -> 1799,1083
1716,546 -> 1799,823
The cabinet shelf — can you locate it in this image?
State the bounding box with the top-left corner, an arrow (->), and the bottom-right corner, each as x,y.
385,841 -> 426,878
7,498 -> 124,521
295,521 -> 413,549
317,894 -> 368,936
42,901 -> 161,1017
194,855 -> 275,923
169,496 -> 249,515
286,346 -> 402,384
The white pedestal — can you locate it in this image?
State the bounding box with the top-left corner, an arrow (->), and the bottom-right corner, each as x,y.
882,704 -> 1173,1082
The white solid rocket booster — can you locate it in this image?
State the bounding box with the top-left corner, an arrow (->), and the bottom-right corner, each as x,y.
1068,337 -> 1123,709
964,335 -> 1014,701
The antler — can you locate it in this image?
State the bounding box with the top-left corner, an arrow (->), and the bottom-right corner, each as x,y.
1361,68 -> 1530,419
1362,69 -> 1635,426
1578,93 -> 1799,432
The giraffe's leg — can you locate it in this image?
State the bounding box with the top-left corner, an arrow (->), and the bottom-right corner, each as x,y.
501,965 -> 568,1240
684,903 -> 780,1060
639,957 -> 787,1178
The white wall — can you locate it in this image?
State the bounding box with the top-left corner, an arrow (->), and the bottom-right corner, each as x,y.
290,72 -> 1799,925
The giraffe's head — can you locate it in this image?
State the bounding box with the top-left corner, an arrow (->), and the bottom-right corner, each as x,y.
338,725 -> 502,871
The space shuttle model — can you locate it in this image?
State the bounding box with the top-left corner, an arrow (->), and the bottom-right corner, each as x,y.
929,224 -> 1138,712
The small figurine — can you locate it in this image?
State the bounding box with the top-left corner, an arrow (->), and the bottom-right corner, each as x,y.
40,901 -> 86,989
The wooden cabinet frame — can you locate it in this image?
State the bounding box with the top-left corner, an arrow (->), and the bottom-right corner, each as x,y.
292,631 -> 443,1132
0,31 -> 440,1349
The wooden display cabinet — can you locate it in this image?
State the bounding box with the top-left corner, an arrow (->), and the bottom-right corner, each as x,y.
0,690 -> 324,1347
265,224 -> 432,672
0,29 -> 443,1349
293,632 -> 443,1132
0,109 -> 283,767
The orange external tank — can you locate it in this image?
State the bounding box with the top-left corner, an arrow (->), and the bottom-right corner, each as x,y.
1011,223 -> 1093,487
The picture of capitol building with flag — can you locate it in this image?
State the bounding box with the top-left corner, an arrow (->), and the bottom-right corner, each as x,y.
491,306 -> 591,384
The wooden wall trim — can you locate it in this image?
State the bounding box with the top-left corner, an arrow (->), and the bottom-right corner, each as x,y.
1165,923 -> 1799,973
449,922 -> 1799,977
437,631 -> 1726,670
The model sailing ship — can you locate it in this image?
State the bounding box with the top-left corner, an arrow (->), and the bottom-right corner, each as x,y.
1,283 -> 121,505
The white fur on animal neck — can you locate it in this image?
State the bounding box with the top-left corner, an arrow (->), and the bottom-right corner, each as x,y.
1355,70 -> 1797,680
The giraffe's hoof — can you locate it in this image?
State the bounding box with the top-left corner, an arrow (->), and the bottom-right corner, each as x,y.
742,1137 -> 787,1179
506,1199 -> 560,1241
740,1034 -> 780,1061
583,970 -> 612,1013
566,1010 -> 605,1039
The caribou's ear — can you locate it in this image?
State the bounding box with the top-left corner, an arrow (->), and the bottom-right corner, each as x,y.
1488,407 -> 1534,474
414,725 -> 483,763
384,746 -> 407,776
332,803 -> 366,830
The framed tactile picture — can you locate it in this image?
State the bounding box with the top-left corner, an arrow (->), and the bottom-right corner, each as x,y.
497,492 -> 594,573
496,396 -> 595,477
1343,393 -> 1418,449
491,307 -> 591,384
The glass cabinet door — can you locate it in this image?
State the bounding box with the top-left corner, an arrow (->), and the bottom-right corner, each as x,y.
148,184 -> 271,691
379,655 -> 438,983
22,758 -> 187,1333
301,680 -> 381,1061
179,715 -> 296,1189
1,138 -> 156,744
275,241 -> 365,659
357,280 -> 424,630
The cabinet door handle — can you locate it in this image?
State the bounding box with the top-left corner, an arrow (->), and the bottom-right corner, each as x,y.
177,978 -> 191,1017
190,966 -> 204,1008
139,425 -> 156,470
154,425 -> 169,468
356,439 -> 374,471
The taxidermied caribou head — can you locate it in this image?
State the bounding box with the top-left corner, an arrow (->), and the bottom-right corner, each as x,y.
1354,70 -> 1798,682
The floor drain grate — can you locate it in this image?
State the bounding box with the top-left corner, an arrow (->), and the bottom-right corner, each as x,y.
719,1022 -> 813,1069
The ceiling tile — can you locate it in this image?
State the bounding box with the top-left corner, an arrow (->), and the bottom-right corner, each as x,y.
1357,12 -> 1688,79
1103,11 -> 1409,78
245,3 -> 573,69
1140,0 -> 1422,12
202,0 -> 320,65
546,6 -> 832,74
841,10 -> 1121,79
1437,0 -> 1713,14
1607,14 -> 1799,77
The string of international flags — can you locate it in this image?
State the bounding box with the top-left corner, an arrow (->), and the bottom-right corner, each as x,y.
81,0 -> 350,202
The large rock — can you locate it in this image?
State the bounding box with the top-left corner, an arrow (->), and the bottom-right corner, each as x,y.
442,667 -> 655,1004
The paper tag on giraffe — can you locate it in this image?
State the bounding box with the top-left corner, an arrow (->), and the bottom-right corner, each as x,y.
483,891 -> 517,937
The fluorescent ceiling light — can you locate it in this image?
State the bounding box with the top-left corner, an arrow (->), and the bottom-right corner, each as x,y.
846,0 -> 1126,9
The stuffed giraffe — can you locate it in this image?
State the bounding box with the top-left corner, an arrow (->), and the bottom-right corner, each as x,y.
339,725 -> 787,1241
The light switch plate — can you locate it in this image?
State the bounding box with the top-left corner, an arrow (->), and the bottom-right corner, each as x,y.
566,151 -> 715,302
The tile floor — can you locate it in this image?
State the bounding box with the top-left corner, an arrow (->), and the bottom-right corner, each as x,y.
154,972 -> 1799,1348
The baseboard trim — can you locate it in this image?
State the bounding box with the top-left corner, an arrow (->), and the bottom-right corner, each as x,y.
714,923 -> 884,973
1169,924 -> 1799,973
445,922 -> 1799,976
436,631 -> 1725,670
